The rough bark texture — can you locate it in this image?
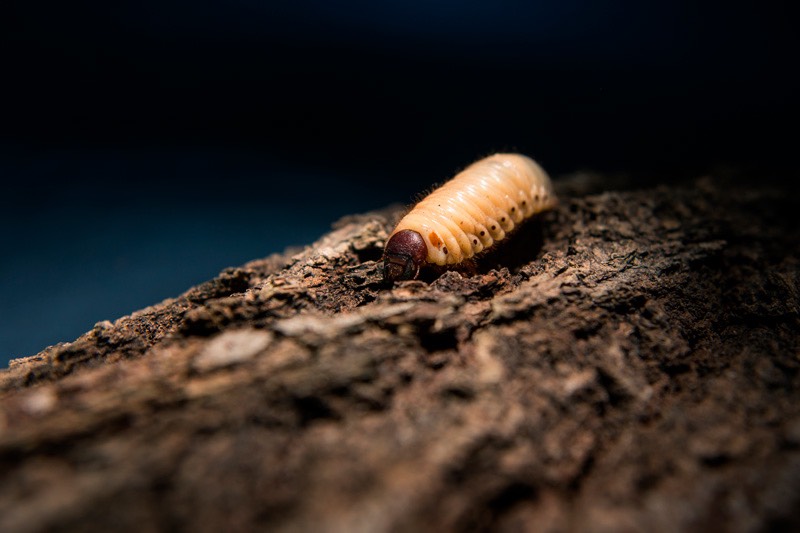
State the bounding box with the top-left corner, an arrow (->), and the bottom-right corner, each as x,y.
1,174 -> 798,532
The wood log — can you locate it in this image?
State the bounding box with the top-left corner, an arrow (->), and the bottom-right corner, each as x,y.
1,174 -> 798,532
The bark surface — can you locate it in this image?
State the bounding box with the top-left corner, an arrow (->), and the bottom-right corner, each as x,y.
1,174 -> 798,532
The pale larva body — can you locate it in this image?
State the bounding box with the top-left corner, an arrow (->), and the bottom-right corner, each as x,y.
383,153 -> 556,282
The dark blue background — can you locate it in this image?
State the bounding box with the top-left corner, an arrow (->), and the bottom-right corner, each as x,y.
2,1 -> 796,365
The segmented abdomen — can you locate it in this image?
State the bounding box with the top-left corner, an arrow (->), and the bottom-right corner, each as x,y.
390,153 -> 556,265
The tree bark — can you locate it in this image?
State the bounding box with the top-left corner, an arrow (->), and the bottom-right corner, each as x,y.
1,174 -> 798,532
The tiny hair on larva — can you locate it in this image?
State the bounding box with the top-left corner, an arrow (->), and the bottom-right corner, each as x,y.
383,153 -> 557,282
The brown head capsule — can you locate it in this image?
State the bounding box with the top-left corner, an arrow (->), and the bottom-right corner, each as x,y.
383,229 -> 428,282
383,153 -> 557,282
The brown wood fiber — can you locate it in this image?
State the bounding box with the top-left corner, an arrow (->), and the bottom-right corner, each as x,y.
0,174 -> 798,532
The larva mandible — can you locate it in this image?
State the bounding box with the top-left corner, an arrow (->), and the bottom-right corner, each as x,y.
383,153 -> 556,282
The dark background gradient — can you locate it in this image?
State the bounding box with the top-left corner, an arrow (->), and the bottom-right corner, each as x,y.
2,1 -> 796,365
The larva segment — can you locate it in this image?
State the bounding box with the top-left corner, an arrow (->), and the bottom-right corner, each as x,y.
384,153 -> 556,281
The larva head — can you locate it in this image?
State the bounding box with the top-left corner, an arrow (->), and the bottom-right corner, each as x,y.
383,230 -> 427,282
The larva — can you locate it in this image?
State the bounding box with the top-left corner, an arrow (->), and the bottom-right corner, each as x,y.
383,153 -> 556,282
